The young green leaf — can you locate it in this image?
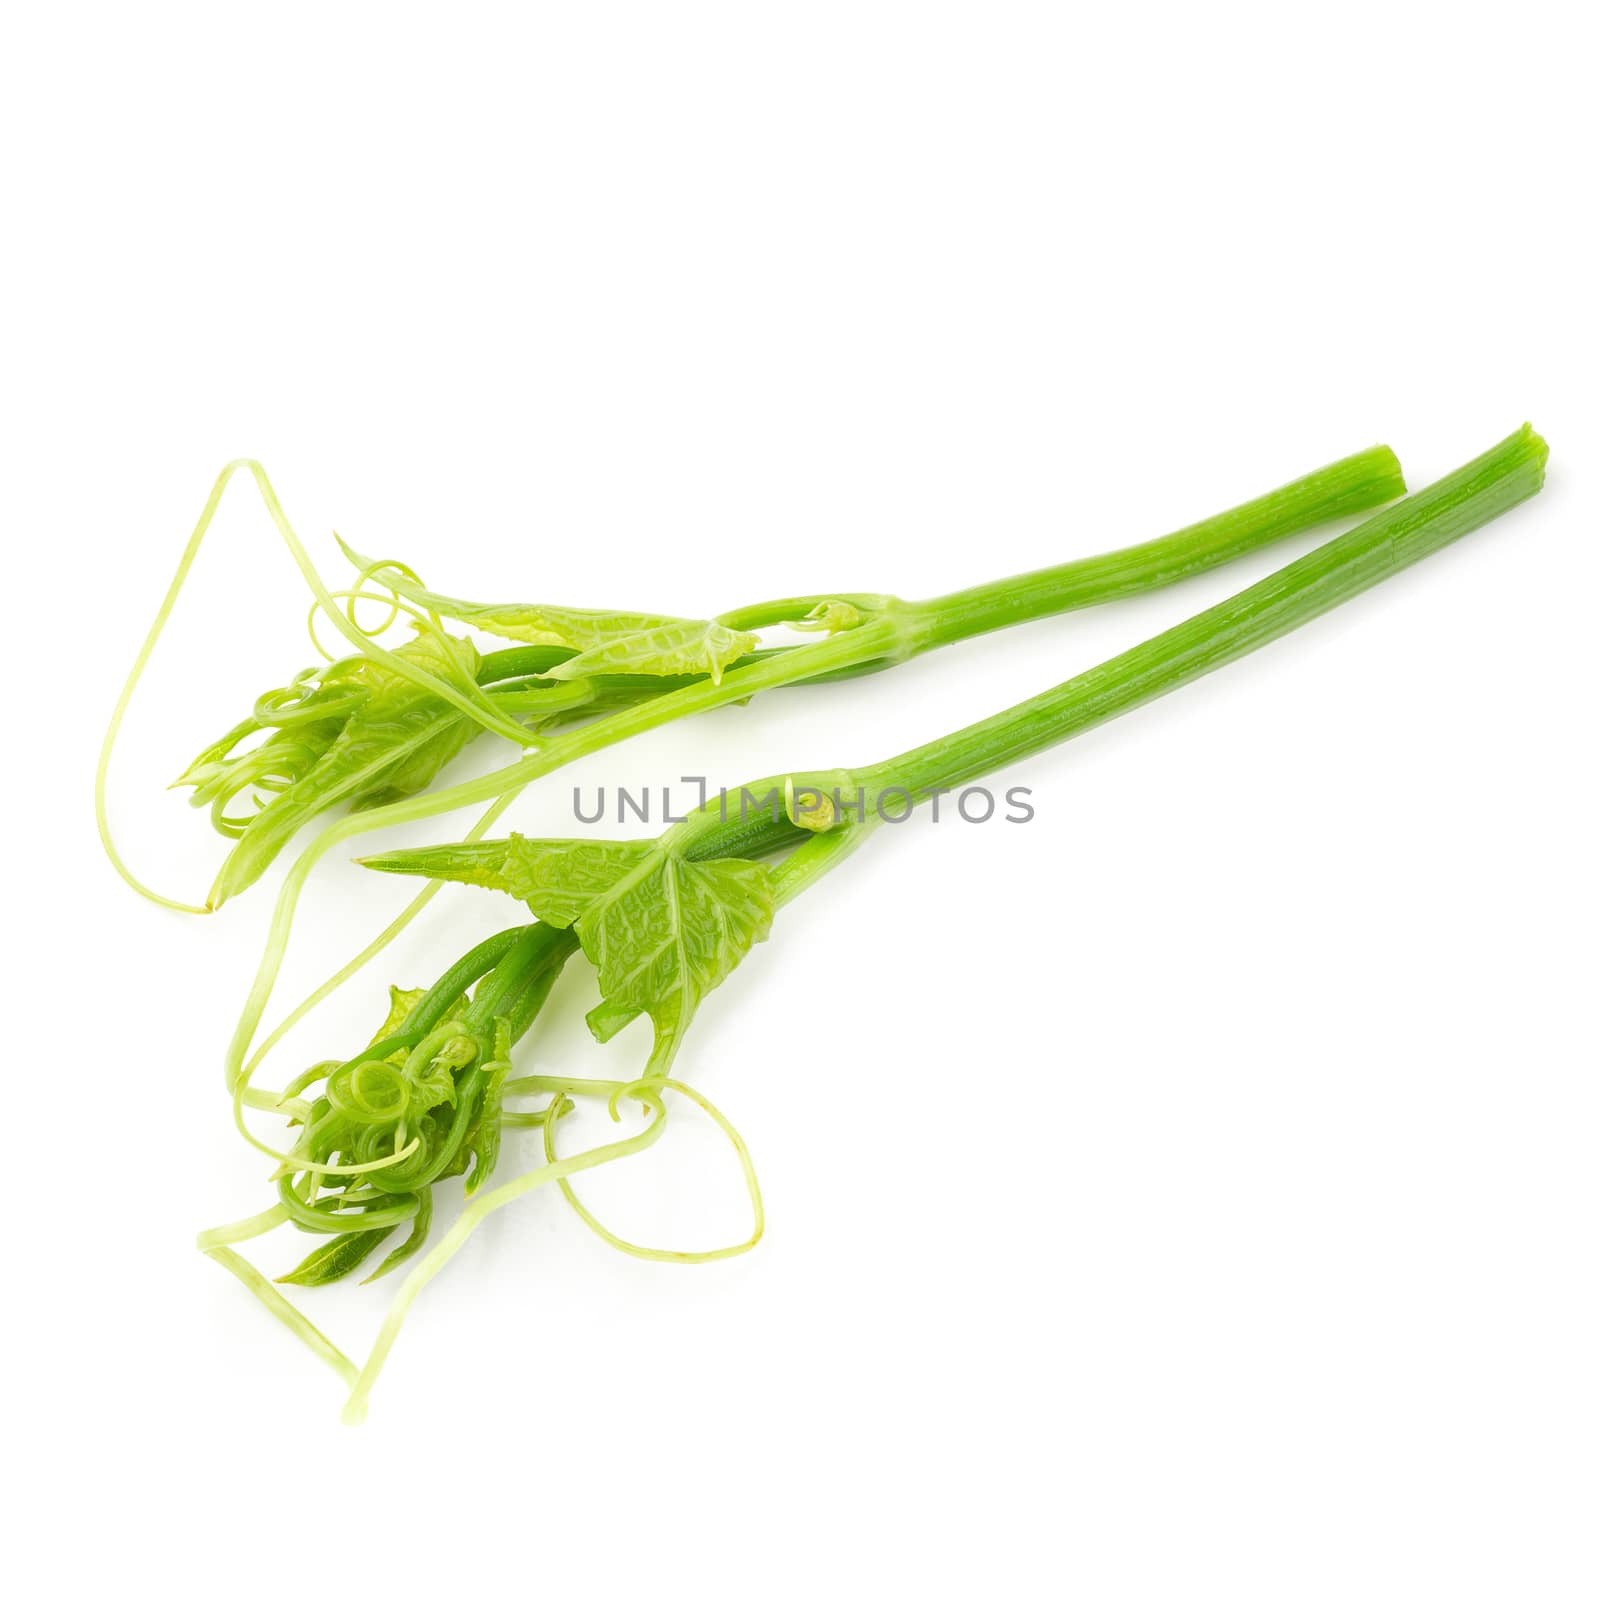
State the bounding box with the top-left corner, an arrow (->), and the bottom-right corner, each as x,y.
359,835 -> 651,921
276,1225 -> 397,1287
346,714 -> 481,813
370,984 -> 429,1043
540,617 -> 759,685
571,849 -> 775,1075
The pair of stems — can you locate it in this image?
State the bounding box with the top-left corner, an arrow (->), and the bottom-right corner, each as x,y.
651,425 -> 1548,943
857,424 -> 1548,798
221,444 -> 1407,1091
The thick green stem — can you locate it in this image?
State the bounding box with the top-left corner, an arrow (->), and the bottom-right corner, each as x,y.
476,646 -> 574,682
856,426 -> 1545,801
461,922 -> 579,1040
769,818 -> 882,907
903,444 -> 1404,650
402,926 -> 529,1037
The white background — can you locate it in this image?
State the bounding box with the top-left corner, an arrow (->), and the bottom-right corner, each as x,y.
4,3 -> 1595,1595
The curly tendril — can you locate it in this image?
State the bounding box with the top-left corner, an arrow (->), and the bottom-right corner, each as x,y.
251,668 -> 365,728
529,1074 -> 765,1264
231,1045 -> 425,1180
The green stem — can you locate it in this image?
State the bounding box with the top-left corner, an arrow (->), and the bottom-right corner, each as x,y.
476,646 -> 574,682
460,922 -> 577,1037
902,444 -> 1404,649
769,818 -> 882,907
402,926 -> 529,1038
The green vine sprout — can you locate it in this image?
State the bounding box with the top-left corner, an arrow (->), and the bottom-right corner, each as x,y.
185,427 -> 1548,1420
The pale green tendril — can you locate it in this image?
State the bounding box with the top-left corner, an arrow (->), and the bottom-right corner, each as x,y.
531,1075 -> 764,1263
